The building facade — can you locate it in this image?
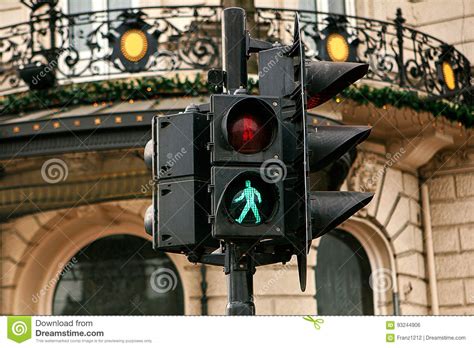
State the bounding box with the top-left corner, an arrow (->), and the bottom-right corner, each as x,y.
0,0 -> 473,316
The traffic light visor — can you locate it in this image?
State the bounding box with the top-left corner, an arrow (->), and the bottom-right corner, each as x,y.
306,61 -> 368,108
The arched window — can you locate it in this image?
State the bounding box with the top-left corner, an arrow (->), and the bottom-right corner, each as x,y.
52,235 -> 184,315
316,229 -> 374,315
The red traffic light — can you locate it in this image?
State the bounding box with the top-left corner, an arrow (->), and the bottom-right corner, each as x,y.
228,113 -> 273,154
225,98 -> 276,154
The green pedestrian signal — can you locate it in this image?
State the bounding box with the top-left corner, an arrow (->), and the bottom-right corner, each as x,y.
232,180 -> 262,224
221,172 -> 279,231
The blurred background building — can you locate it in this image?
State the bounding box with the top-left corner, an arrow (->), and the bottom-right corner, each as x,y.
0,0 -> 473,316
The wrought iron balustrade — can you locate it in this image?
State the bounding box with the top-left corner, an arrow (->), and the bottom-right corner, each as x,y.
0,2 -> 471,104
255,7 -> 471,103
0,4 -> 221,93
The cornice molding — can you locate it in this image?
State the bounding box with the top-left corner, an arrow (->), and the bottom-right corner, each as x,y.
419,147 -> 474,178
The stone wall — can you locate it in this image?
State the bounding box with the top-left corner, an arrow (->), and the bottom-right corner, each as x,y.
347,145 -> 429,315
3,145 -> 474,315
0,200 -> 204,315
0,199 -> 316,316
423,149 -> 474,314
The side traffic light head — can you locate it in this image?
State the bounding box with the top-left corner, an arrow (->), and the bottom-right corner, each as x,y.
308,125 -> 371,171
306,61 -> 369,108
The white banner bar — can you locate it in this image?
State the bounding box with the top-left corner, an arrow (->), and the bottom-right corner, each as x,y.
1,316 -> 472,347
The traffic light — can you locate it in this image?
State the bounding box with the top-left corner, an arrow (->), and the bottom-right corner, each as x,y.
255,14 -> 374,290
209,95 -> 304,240
142,8 -> 375,314
143,106 -> 218,256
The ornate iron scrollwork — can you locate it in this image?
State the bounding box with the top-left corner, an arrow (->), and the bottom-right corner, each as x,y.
0,4 -> 470,104
254,7 -> 471,104
0,5 -> 221,93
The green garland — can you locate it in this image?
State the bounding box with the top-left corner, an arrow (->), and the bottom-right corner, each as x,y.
0,74 -> 210,115
0,74 -> 472,128
340,85 -> 473,128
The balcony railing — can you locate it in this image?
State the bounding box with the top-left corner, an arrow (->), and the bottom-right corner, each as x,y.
0,2 -> 471,104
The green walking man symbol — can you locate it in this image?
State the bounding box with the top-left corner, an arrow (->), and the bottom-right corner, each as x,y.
233,180 -> 262,224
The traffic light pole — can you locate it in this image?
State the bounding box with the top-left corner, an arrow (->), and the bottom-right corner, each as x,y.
221,7 -> 256,316
225,243 -> 256,315
222,7 -> 248,92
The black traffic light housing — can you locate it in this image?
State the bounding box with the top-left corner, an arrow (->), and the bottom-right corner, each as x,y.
144,109 -> 218,254
209,92 -> 306,241
143,7 -> 375,315
255,14 -> 374,291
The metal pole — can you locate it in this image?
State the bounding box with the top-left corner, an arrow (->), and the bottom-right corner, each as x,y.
200,264 -> 208,315
225,243 -> 255,315
222,7 -> 248,93
394,8 -> 406,87
221,6 -> 254,316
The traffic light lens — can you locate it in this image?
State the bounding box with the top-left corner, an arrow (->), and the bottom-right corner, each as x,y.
226,99 -> 276,154
228,114 -> 271,154
225,174 -> 278,226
